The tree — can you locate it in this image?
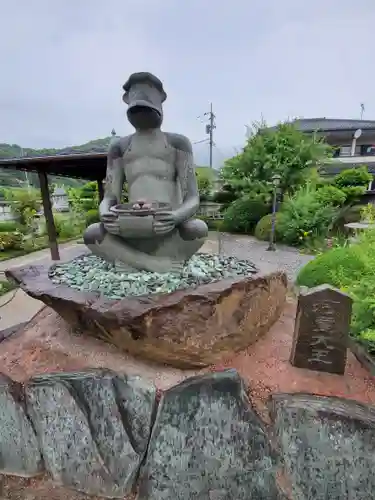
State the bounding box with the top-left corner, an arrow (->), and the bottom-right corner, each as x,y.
222,121 -> 332,196
333,166 -> 372,203
79,181 -> 98,198
334,166 -> 372,188
196,168 -> 213,201
197,175 -> 212,201
4,189 -> 40,241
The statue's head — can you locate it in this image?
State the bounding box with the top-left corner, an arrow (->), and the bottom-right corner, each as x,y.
123,72 -> 167,130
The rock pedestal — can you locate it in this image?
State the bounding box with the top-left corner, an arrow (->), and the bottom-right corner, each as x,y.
7,264 -> 287,369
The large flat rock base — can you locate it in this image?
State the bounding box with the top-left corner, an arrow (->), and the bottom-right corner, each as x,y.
7,264 -> 287,369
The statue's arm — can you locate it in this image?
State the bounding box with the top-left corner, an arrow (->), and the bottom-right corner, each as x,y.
166,133 -> 200,224
99,138 -> 125,215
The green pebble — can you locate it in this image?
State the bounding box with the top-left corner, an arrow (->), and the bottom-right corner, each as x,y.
48,253 -> 258,299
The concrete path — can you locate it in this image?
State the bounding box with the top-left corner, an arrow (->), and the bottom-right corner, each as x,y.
219,233 -> 314,281
0,233 -> 313,331
0,242 -> 86,331
0,241 -> 85,279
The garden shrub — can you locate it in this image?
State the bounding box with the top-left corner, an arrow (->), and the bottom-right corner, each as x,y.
296,245 -> 372,289
79,181 -> 98,198
81,198 -> 97,212
277,184 -> 340,246
5,190 -> 40,226
360,203 -> 375,223
0,231 -> 23,251
334,166 -> 372,188
85,209 -> 100,227
349,277 -> 375,340
254,213 -> 281,241
297,232 -> 375,355
0,221 -> 19,233
222,196 -> 270,234
58,220 -> 80,239
333,166 -> 372,204
52,214 -> 65,237
212,188 -> 238,206
197,215 -> 223,231
0,279 -> 16,297
315,185 -> 347,206
39,213 -> 83,240
339,186 -> 367,203
196,173 -> 212,201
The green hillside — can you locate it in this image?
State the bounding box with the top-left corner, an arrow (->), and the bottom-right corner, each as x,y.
0,137 -> 112,189
0,137 -> 111,159
0,137 -> 217,190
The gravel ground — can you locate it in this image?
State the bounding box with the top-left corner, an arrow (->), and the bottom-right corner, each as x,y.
219,233 -> 314,282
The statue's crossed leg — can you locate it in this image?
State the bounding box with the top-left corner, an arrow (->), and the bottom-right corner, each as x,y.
84,219 -> 207,274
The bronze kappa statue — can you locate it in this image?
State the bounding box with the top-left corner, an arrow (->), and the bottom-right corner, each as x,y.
83,72 -> 208,273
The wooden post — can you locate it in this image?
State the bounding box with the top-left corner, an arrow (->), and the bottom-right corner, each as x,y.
38,170 -> 60,261
97,179 -> 104,202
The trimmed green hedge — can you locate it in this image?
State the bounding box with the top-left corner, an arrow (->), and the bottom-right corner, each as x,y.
85,209 -> 100,227
0,221 -> 19,233
222,197 -> 270,234
296,245 -> 372,289
254,213 -> 281,241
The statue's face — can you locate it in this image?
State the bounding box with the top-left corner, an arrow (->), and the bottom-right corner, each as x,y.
127,106 -> 161,130
124,81 -> 164,130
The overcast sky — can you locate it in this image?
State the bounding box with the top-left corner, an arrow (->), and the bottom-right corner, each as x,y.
1,0 -> 374,159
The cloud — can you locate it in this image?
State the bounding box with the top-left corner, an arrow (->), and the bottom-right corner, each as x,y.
0,0 -> 374,162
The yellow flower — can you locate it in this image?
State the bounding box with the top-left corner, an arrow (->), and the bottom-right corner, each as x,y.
303,231 -> 309,237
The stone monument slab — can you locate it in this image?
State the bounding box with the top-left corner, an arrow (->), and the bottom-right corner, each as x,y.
270,393 -> 375,500
290,284 -> 352,374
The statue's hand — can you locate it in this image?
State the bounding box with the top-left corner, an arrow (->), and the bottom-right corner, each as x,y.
153,211 -> 176,236
100,211 -> 120,236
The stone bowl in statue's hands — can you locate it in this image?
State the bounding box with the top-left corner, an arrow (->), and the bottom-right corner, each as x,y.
111,202 -> 171,216
110,202 -> 171,239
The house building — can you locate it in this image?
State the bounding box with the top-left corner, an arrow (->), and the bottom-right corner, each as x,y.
273,118 -> 375,191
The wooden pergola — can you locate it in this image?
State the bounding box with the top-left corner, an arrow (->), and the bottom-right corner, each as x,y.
0,152 -> 107,260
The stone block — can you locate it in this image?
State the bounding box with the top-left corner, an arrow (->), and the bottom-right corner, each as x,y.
270,393 -> 375,500
0,373 -> 43,477
138,370 -> 278,499
25,369 -> 156,498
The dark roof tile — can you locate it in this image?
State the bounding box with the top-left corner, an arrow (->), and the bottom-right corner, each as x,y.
268,118 -> 375,133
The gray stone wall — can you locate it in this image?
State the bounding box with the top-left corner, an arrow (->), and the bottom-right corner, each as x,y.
1,368 -> 375,499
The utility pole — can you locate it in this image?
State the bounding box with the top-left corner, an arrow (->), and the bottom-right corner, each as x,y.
204,103 -> 216,168
360,103 -> 365,120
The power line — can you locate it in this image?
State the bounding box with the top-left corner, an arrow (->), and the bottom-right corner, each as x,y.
203,103 -> 216,168
193,138 -> 209,145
